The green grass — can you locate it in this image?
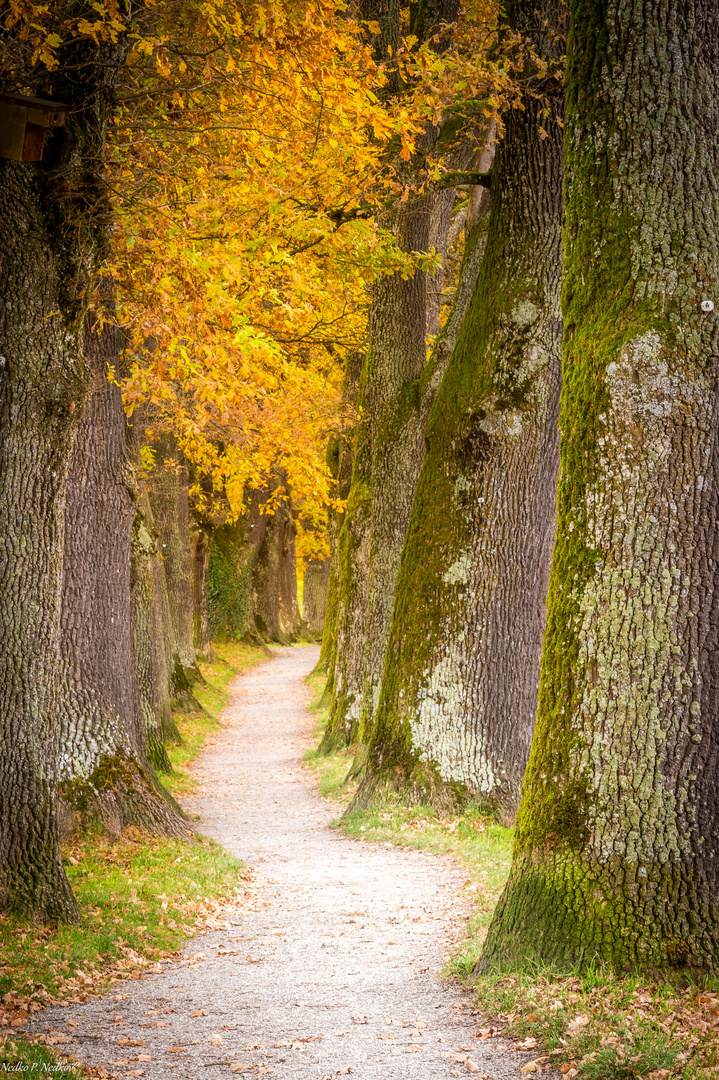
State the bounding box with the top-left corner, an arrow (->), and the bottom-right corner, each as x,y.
468,966 -> 719,1080
0,830 -> 246,1075
164,639 -> 269,797
0,831 -> 244,1000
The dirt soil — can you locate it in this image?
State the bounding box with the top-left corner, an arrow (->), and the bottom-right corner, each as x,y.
29,645 -> 537,1080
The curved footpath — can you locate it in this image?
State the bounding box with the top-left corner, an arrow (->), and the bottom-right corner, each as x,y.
29,646 -> 532,1080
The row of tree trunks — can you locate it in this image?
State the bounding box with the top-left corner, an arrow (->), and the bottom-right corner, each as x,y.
204,483 -> 306,647
57,315 -> 186,838
354,8 -> 564,817
251,493 -> 304,643
147,435 -> 205,693
0,25 -> 133,920
482,0 -> 719,972
322,171 -> 492,754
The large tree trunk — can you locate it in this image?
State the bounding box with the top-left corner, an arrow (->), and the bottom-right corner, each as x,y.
303,556 -> 331,639
57,315 -> 187,838
318,350 -> 364,700
322,193 -> 490,754
482,0 -> 719,973
0,163 -> 84,922
251,491 -> 303,643
353,46 -> 563,817
192,525 -> 216,662
147,437 -> 204,702
326,0 -> 489,754
130,506 -> 177,772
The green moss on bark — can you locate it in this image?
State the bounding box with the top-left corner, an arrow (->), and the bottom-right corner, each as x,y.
482,0 -> 719,974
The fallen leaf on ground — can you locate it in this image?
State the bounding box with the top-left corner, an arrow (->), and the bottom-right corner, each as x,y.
211,1034 -> 223,1046
513,1038 -> 538,1051
117,1039 -> 144,1047
466,1059 -> 481,1073
567,1016 -> 589,1033
229,1064 -> 251,1073
520,1062 -> 540,1074
191,1010 -> 208,1017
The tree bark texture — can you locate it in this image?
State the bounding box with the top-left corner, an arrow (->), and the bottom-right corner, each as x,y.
147,436 -> 204,698
482,0 -> 719,973
192,526 -> 216,662
0,25 -> 132,919
303,556 -> 331,639
353,13 -> 563,817
323,0 -> 465,752
57,315 -> 186,838
130,504 -> 177,772
318,350 -> 364,689
251,493 -> 303,643
0,162 -> 84,921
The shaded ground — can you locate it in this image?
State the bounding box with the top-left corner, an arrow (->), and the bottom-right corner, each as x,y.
29,645 -> 537,1080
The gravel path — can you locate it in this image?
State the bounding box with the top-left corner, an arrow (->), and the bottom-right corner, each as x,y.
30,645 -> 535,1080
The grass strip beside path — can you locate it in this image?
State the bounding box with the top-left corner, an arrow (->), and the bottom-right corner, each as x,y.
305,669 -> 719,1080
0,641 -> 267,1076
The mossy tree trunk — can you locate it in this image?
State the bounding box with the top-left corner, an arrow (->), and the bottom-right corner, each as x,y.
326,0 -> 493,754
58,314 -> 186,838
209,521 -> 253,642
482,0 -> 719,973
0,33 -> 130,920
353,5 -> 564,817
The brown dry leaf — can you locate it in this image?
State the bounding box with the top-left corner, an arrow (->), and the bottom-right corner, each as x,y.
466,1059 -> 481,1073
168,1047 -> 185,1053
475,1027 -> 496,1040
116,1038 -> 144,1047
211,1034 -> 223,1046
513,1038 -> 538,1051
191,1010 -> 208,1017
229,1064 -> 251,1074
567,1016 -> 589,1033
520,1062 -> 540,1074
